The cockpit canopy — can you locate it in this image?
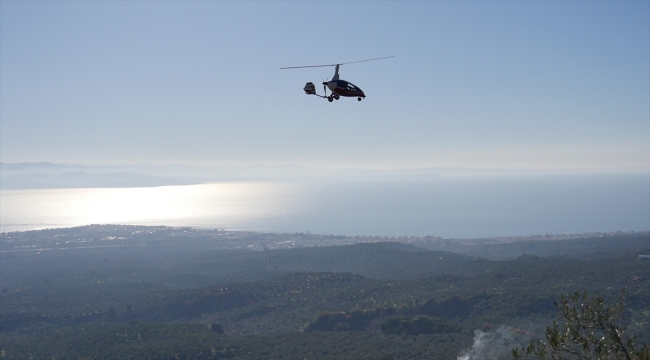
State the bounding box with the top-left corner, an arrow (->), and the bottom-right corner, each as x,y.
339,81 -> 360,92
335,80 -> 364,96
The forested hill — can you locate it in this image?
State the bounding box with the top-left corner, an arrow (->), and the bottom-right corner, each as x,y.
1,226 -> 648,359
422,232 -> 650,260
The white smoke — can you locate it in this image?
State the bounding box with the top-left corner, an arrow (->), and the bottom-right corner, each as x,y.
457,325 -> 529,360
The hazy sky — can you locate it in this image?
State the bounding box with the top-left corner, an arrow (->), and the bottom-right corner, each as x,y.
1,1 -> 648,170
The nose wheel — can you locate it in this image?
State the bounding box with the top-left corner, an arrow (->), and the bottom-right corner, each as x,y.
358,97 -> 362,101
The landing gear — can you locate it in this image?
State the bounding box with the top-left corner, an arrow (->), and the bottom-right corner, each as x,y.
357,97 -> 362,101
334,94 -> 340,100
328,97 -> 334,102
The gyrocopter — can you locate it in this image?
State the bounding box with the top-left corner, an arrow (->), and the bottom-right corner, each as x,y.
280,56 -> 393,102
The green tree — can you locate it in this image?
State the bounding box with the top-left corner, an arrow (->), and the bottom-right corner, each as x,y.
512,289 -> 649,360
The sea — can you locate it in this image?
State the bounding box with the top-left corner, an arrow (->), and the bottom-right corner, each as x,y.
1,173 -> 648,238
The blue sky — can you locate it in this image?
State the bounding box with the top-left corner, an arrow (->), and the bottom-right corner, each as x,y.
1,1 -> 648,170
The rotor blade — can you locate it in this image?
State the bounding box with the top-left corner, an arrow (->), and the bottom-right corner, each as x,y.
280,64 -> 337,70
338,56 -> 394,66
280,56 -> 393,69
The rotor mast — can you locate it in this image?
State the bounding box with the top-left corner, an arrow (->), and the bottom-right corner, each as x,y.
332,64 -> 340,81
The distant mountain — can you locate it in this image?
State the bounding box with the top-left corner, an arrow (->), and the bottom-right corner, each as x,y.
0,171 -> 200,190
4,161 -> 533,180
1,162 -> 447,183
3,162 -> 641,190
0,162 -> 88,175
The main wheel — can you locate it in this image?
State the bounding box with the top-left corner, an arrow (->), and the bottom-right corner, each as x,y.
357,97 -> 362,101
328,97 -> 333,102
334,95 -> 340,100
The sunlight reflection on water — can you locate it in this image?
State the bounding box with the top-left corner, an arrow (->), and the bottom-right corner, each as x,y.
1,175 -> 649,237
0,182 -> 308,233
